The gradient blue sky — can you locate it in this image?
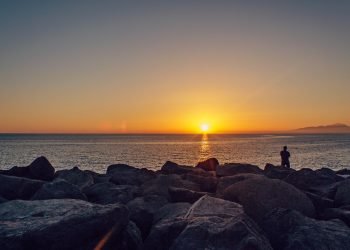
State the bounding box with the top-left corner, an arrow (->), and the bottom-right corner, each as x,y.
1,1 -> 349,133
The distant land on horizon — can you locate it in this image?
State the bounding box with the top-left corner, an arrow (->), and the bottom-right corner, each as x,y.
293,123 -> 350,134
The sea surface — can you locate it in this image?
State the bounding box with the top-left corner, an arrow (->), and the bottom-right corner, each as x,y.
1,134 -> 350,173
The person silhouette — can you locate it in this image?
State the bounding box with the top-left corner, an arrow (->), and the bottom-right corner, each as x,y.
280,146 -> 291,168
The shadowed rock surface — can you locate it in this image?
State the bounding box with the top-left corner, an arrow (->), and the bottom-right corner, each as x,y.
216,173 -> 262,197
32,178 -> 87,200
0,199 -> 129,250
262,208 -> 350,250
54,166 -> 94,189
195,158 -> 219,171
168,187 -> 207,203
216,163 -> 263,177
108,164 -> 156,186
264,163 -> 296,179
334,179 -> 350,206
0,174 -> 45,200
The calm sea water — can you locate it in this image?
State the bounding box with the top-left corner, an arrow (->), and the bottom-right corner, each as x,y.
1,134 -> 350,173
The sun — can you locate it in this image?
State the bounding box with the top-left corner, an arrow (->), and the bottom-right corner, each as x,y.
200,123 -> 209,133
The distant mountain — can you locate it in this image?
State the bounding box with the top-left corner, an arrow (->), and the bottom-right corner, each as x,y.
294,123 -> 350,134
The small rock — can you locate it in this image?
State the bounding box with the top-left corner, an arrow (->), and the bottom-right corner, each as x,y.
54,166 -> 94,190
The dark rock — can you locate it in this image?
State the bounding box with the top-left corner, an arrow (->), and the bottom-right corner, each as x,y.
321,208 -> 350,227
160,161 -> 194,175
168,187 -> 207,203
85,170 -> 111,183
0,196 -> 8,203
119,221 -> 143,250
262,208 -> 350,250
84,182 -> 139,205
195,157 -> 219,171
264,163 -> 296,179
223,175 -> 315,224
127,195 -> 168,239
27,156 -> 55,181
216,163 -> 263,177
216,173 -> 262,197
54,166 -> 94,189
305,191 -> 334,215
183,173 -> 218,193
336,168 -> 350,176
108,164 -> 156,186
141,174 -> 200,199
284,168 -> 344,198
144,195 -> 273,250
32,178 -> 87,200
0,166 -> 29,178
335,180 -> 350,207
0,199 -> 129,250
0,174 -> 45,200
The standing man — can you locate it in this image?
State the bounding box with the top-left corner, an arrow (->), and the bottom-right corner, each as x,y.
280,146 -> 291,168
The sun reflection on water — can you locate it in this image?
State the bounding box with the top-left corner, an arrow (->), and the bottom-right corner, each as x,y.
198,134 -> 211,162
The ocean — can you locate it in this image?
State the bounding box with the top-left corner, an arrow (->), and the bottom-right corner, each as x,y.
1,134 -> 350,173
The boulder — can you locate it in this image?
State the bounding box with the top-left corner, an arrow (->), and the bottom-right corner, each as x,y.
108,164 -> 156,186
168,187 -> 207,203
119,221 -> 143,250
262,208 -> 350,250
32,179 -> 87,200
195,158 -> 219,171
284,168 -> 344,198
84,170 -> 111,183
216,163 -> 263,177
144,195 -> 273,250
264,163 -> 296,179
223,175 -> 315,223
0,174 -> 44,200
0,156 -> 55,181
335,180 -> 350,206
84,182 -> 139,205
0,196 -> 8,203
0,199 -> 129,250
27,156 -> 55,181
127,195 -> 168,239
183,174 -> 218,193
54,167 -> 94,189
160,161 -> 194,175
216,173 -> 262,197
141,174 -> 200,199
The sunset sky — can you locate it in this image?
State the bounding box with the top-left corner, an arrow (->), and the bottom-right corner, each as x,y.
1,1 -> 349,133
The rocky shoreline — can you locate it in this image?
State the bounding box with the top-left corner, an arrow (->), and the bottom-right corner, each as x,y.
1,156 -> 350,249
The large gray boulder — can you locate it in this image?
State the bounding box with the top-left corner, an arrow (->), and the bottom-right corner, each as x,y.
262,208 -> 350,250
223,175 -> 315,223
0,199 -> 129,250
84,182 -> 139,205
54,167 -> 94,190
216,163 -> 263,177
0,174 -> 44,200
144,195 -> 273,250
32,179 -> 87,200
334,180 -> 350,206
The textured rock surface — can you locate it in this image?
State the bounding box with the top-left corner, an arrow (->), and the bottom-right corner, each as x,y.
0,199 -> 129,250
54,167 -> 94,189
216,163 -> 263,177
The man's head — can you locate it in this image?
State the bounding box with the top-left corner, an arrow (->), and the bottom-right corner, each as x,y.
283,146 -> 288,151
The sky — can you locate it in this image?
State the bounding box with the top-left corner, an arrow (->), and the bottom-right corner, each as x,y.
1,1 -> 349,133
